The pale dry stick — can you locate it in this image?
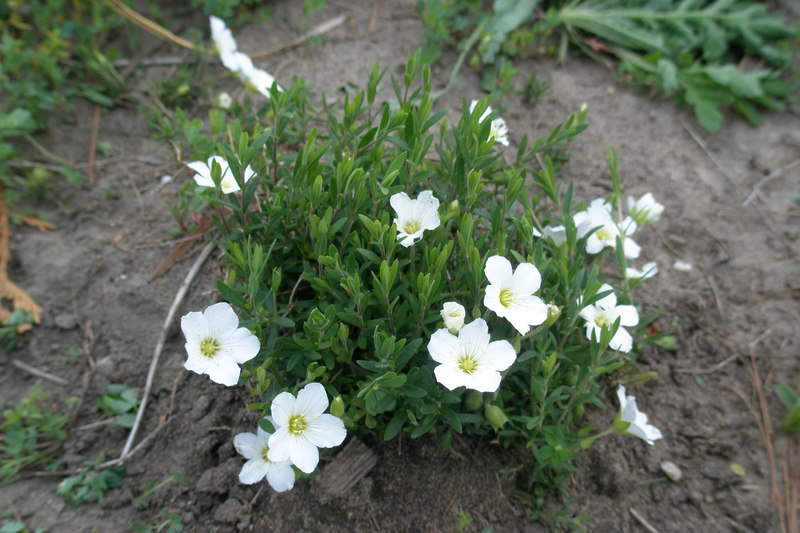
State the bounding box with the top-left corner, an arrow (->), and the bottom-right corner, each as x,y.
104,0 -> 202,52
674,353 -> 738,374
249,15 -> 346,59
9,359 -> 68,385
743,158 -> 800,206
629,507 -> 660,533
679,118 -> 737,187
115,241 -> 215,464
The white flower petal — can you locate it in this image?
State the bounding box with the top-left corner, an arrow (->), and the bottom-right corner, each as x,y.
509,262 -> 541,296
484,255 -> 512,287
434,365 -> 468,391
269,392 -> 296,428
266,461 -> 295,492
219,328 -> 260,364
428,329 -> 460,366
180,311 -> 207,342
465,368 -> 502,393
289,436 -> 321,474
203,302 -> 240,336
610,327 -> 633,353
206,358 -> 241,386
457,319 -> 490,358
306,414 -> 346,449
295,382 -> 329,418
233,432 -> 261,460
614,305 -> 639,327
481,340 -> 517,372
238,458 -> 267,484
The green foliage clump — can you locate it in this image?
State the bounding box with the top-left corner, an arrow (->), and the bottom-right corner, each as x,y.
0,386 -> 75,483
419,0 -> 799,131
172,49 -> 663,496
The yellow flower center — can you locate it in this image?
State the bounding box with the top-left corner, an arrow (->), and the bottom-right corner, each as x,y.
595,227 -> 612,242
594,314 -> 610,328
402,220 -> 421,235
287,414 -> 308,435
199,337 -> 220,358
457,354 -> 479,374
498,288 -> 514,308
259,444 -> 270,462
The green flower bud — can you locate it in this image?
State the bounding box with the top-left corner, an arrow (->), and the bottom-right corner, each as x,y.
485,404 -> 509,432
464,391 -> 483,411
330,395 -> 345,419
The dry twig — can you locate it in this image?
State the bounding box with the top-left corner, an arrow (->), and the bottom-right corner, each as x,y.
113,241 -> 215,465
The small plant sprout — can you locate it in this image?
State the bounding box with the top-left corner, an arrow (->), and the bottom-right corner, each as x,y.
390,190 -> 441,247
187,155 -> 254,194
613,385 -> 663,445
180,302 -> 260,386
579,284 -> 639,352
267,383 -> 347,474
574,198 -> 640,259
628,193 -> 664,226
625,262 -> 659,281
427,318 -> 517,393
441,302 -> 466,333
233,423 -> 295,492
483,255 -> 548,335
469,99 -> 509,146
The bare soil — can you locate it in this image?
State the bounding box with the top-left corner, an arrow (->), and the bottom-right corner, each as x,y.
1,1 -> 799,532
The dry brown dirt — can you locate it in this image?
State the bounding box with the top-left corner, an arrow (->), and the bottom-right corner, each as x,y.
1,1 -> 799,532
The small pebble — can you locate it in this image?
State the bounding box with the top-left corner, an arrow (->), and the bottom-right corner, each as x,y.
54,312 -> 79,330
673,260 -> 693,271
661,460 -> 683,482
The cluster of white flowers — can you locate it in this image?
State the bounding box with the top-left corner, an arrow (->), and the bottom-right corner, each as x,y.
181,108 -> 665,497
209,16 -> 280,99
187,155 -> 255,194
181,304 -> 347,492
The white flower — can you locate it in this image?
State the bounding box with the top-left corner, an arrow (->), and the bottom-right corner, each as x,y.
628,193 -> 664,225
216,92 -> 232,109
614,385 -> 663,445
573,198 -> 640,259
233,424 -> 295,491
181,302 -> 260,386
469,99 -> 509,146
267,383 -> 347,474
625,262 -> 658,281
483,255 -> 548,335
187,155 -> 255,194
210,16 -> 238,59
427,318 -> 517,393
579,284 -> 639,352
390,190 -> 441,247
441,302 -> 466,334
542,224 -> 567,244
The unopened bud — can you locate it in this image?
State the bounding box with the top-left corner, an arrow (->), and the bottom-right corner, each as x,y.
464,391 -> 483,411
441,301 -> 465,334
543,302 -> 561,326
485,404 -> 509,432
330,395 -> 345,419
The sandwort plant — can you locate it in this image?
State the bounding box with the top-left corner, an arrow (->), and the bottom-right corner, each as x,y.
170,16 -> 669,499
